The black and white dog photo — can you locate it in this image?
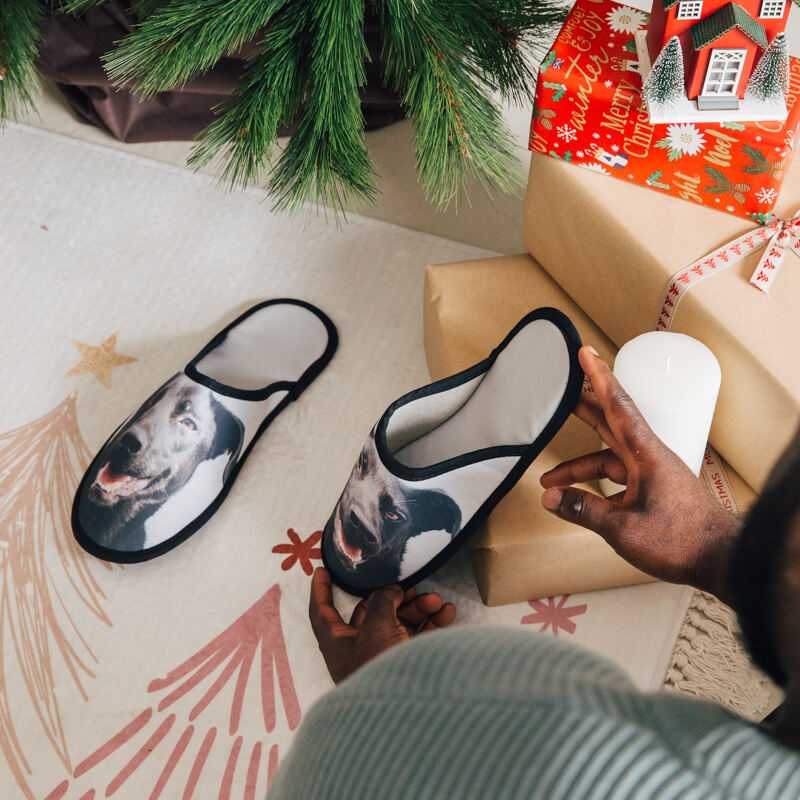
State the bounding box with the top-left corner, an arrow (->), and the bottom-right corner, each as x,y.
78,374 -> 244,552
327,433 -> 462,589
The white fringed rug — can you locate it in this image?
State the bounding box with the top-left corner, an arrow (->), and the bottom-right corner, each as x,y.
0,124 -> 756,800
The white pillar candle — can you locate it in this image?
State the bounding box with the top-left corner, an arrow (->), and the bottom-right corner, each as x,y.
600,331 -> 721,496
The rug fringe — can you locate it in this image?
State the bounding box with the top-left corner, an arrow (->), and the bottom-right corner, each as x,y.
662,590 -> 782,722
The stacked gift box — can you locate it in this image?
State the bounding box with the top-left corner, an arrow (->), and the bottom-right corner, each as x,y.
423,0 -> 798,605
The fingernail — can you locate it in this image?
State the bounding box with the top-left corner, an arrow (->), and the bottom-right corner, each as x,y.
541,488 -> 563,511
586,346 -> 599,357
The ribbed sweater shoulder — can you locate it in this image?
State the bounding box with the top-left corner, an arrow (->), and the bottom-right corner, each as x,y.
269,626 -> 800,800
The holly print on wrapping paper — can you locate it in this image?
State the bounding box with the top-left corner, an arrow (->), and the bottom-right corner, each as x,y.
542,81 -> 567,102
540,50 -> 557,74
647,170 -> 671,190
521,596 -> 588,636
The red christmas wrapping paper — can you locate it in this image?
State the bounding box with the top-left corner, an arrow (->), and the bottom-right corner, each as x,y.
529,0 -> 800,221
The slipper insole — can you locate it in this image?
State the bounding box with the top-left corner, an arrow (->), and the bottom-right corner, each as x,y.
194,303 -> 331,391
391,319 -> 570,468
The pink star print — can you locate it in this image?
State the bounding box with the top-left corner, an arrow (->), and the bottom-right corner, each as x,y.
521,595 -> 588,636
272,528 -> 322,575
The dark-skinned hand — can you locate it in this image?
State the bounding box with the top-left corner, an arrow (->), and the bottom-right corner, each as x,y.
540,346 -> 742,605
309,567 -> 457,684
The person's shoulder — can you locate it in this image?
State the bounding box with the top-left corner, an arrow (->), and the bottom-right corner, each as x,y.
335,626 -> 635,705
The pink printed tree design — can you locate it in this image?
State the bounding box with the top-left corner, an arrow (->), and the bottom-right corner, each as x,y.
521,596 -> 588,636
44,583 -> 301,800
0,396 -> 112,800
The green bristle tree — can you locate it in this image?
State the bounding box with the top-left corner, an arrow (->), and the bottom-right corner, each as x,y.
1,0 -> 567,216
746,33 -> 789,103
642,36 -> 685,107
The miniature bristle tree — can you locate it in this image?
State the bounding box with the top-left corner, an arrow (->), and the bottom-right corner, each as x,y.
0,0 -> 568,216
643,36 -> 685,107
746,33 -> 790,103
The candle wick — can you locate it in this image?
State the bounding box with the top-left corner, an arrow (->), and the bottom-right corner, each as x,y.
665,356 -> 671,373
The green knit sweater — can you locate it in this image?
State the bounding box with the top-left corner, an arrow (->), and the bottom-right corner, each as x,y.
269,627 -> 800,799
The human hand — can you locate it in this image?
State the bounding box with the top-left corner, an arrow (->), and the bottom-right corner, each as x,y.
540,346 -> 741,604
309,568 -> 457,684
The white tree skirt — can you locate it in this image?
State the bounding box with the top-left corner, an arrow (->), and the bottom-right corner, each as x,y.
0,125 -> 691,800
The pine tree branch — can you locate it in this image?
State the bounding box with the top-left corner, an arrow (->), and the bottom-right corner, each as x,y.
378,0 -> 521,209
0,0 -> 45,123
60,0 -> 112,13
188,0 -> 313,188
128,0 -> 166,19
268,0 -> 375,215
103,0 -> 288,99
441,0 -> 567,106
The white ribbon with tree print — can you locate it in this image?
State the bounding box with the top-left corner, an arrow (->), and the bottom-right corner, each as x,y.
657,209 -> 800,333
651,211 -> 800,514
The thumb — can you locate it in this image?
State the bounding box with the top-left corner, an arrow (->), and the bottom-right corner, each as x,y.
541,486 -> 620,540
364,585 -> 404,621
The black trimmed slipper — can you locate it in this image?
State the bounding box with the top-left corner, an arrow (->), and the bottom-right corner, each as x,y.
73,299 -> 337,563
321,307 -> 583,596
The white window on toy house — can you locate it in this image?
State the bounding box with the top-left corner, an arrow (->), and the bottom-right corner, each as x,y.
677,1 -> 703,19
759,0 -> 785,17
702,49 -> 747,95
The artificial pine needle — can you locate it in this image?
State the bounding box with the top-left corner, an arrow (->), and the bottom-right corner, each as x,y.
4,0 -> 569,216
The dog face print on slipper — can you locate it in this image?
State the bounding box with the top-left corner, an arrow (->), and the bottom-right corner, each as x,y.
73,299 -> 337,562
79,373 -> 244,553
322,307 -> 584,596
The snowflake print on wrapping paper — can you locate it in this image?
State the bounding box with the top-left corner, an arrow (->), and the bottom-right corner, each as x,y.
604,80 -> 614,87
521,596 -> 588,636
592,132 -> 600,139
557,125 -> 577,143
272,529 -> 322,575
755,187 -> 777,204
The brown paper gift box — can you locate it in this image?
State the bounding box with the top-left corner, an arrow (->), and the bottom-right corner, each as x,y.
524,150 -> 800,493
424,254 -> 755,605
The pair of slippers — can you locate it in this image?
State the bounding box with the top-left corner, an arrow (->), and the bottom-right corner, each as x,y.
73,300 -> 583,595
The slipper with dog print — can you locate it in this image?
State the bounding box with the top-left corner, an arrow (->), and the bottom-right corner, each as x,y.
321,307 -> 583,596
72,299 -> 337,563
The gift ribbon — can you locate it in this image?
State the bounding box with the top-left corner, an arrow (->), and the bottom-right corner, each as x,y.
580,201 -> 772,514
656,209 -> 800,331
650,214 -> 797,518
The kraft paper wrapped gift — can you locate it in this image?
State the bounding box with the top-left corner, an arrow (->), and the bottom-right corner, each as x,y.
424,254 -> 755,605
524,149 -> 800,493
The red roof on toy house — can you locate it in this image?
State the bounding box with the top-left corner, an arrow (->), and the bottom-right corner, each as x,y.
646,0 -> 796,106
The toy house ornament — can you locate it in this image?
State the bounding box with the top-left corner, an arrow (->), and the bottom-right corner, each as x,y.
637,0 -> 794,121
